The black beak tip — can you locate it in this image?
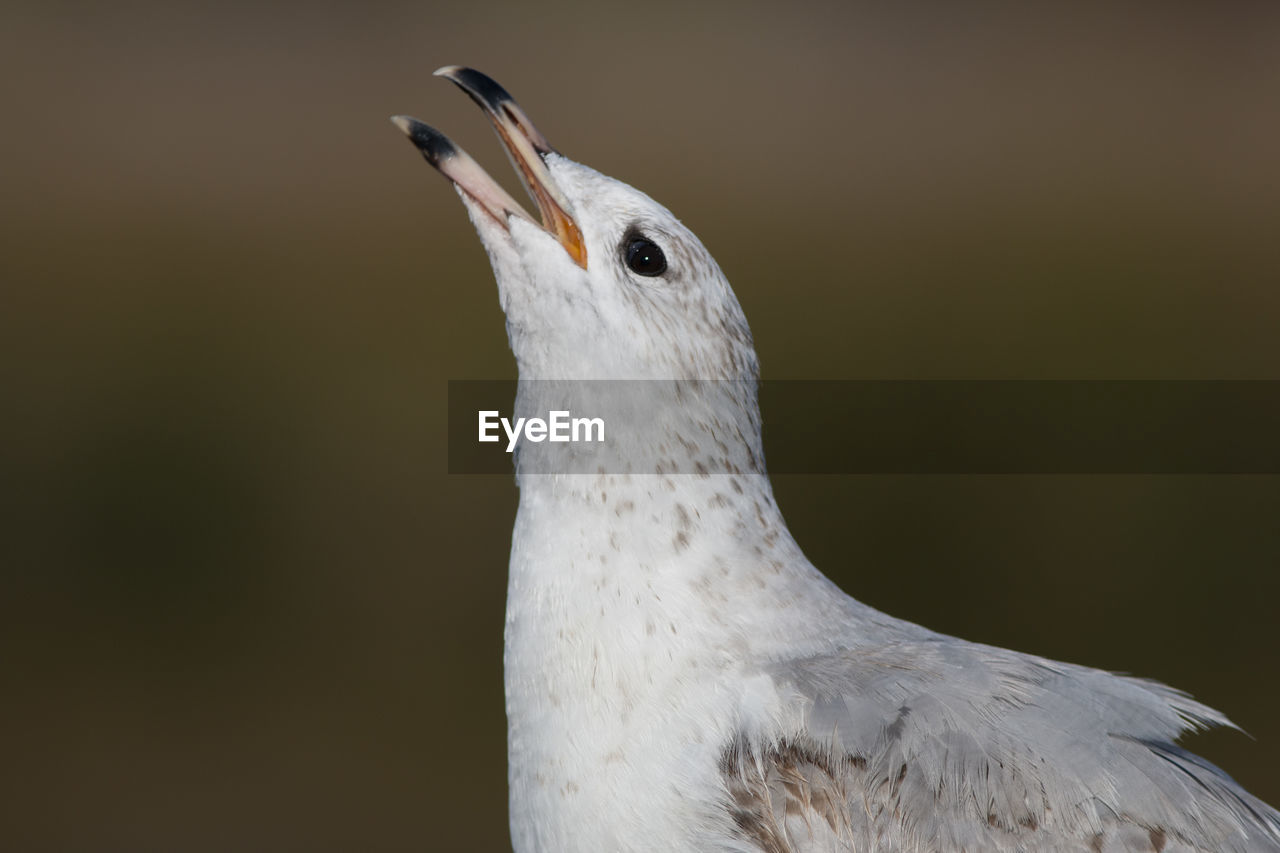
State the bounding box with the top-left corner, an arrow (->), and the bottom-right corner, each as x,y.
391,115 -> 457,164
434,65 -> 516,112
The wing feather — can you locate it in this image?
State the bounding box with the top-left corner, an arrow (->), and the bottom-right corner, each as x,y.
720,638 -> 1280,852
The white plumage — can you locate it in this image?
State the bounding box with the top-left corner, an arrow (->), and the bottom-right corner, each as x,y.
394,67 -> 1280,852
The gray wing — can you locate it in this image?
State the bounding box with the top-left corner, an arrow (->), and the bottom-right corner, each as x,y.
720,637 -> 1280,852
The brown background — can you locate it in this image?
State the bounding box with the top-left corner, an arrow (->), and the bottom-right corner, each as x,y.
3,2 -> 1278,850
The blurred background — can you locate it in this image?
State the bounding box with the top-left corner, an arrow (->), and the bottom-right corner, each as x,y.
3,2 -> 1279,849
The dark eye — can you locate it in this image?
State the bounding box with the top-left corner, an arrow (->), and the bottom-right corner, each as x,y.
624,235 -> 667,277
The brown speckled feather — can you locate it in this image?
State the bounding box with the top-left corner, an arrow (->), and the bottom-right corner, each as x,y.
717,639 -> 1280,852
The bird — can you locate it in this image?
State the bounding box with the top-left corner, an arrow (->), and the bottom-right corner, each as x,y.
393,67 -> 1280,853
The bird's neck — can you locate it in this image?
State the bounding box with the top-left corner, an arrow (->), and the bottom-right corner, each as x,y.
504,377 -> 786,649
498,385 -> 903,851
501,375 -> 879,664
503,464 -> 866,690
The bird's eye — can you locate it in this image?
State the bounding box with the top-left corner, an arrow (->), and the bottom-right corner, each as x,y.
624,235 -> 667,277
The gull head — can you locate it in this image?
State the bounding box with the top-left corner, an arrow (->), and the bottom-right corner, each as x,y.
393,67 -> 759,383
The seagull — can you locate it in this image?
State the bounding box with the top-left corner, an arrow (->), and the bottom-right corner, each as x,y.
393,68 -> 1280,853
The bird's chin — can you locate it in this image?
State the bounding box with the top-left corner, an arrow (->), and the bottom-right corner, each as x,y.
453,190 -> 520,265
507,214 -> 585,272
454,190 -> 562,271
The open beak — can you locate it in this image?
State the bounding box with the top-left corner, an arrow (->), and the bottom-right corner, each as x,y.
392,66 -> 588,269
